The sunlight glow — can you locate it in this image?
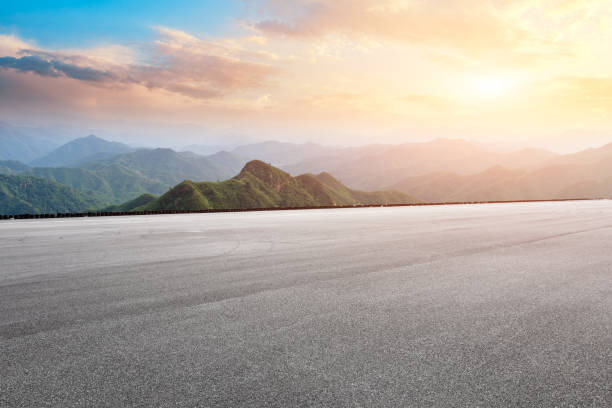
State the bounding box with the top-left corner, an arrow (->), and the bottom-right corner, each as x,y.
472,76 -> 514,99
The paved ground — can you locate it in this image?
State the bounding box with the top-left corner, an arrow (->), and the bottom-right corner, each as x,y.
1,201 -> 611,407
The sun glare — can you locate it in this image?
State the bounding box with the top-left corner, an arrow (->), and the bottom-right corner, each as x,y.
472,76 -> 513,99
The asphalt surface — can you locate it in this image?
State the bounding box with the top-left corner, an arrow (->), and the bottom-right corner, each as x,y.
1,201 -> 611,407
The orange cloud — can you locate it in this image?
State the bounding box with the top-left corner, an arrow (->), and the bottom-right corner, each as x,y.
0,29 -> 277,102
1,1 -> 612,148
253,1 -> 527,53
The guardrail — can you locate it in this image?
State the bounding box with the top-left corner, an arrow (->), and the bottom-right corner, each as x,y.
0,198 -> 601,220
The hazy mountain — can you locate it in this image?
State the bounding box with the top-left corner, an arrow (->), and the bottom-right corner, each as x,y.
231,141 -> 340,166
136,160 -> 416,211
31,135 -> 133,167
182,144 -> 235,156
543,142 -> 612,166
0,160 -> 30,175
26,166 -> 167,205
0,174 -> 100,214
82,148 -> 245,186
390,166 -> 526,202
284,139 -> 557,190
390,142 -> 612,202
0,123 -> 61,163
0,148 -> 246,208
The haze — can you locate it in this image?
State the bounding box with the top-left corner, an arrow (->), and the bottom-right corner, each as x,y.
2,1 -> 612,151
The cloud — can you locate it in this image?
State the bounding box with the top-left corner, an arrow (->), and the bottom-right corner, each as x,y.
0,34 -> 34,56
252,0 -> 529,54
2,4 -> 612,143
248,0 -> 608,68
0,29 -> 277,101
0,55 -> 114,81
549,76 -> 612,108
164,83 -> 222,100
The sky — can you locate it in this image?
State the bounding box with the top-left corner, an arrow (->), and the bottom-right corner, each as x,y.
1,0 -> 612,151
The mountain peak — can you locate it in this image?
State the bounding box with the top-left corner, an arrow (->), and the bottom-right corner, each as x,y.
239,160 -> 278,176
315,171 -> 341,186
30,135 -> 133,167
238,160 -> 294,191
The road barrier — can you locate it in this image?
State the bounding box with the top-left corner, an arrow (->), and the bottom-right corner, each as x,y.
0,198 -> 602,221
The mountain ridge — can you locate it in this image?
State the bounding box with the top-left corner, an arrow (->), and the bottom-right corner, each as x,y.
31,135 -> 133,167
135,160 -> 417,211
283,138 -> 558,190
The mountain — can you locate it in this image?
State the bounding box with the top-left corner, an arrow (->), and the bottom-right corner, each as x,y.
0,123 -> 60,163
389,166 -> 526,202
231,141 -> 340,166
0,148 -> 245,208
543,142 -> 612,167
136,160 -> 417,211
284,139 -> 558,190
25,166 -> 167,205
389,142 -> 612,202
0,160 -> 30,175
0,174 -> 100,215
102,194 -> 157,212
182,144 -> 235,156
82,148 -> 245,187
31,135 -> 133,167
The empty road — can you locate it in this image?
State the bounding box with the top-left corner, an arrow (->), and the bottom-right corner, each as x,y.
1,201 -> 611,407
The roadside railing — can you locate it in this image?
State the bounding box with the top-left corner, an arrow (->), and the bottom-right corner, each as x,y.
0,198 -> 600,220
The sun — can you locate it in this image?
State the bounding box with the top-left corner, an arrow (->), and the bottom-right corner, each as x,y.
472,75 -> 514,99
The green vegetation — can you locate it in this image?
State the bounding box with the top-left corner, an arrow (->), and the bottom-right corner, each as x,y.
83,148 -> 245,187
0,174 -> 100,214
27,165 -> 167,205
312,172 -> 411,205
0,160 -> 30,175
102,193 -> 157,212
0,144 -> 246,213
136,160 -> 417,211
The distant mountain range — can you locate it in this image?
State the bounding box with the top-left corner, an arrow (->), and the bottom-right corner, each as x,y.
0,160 -> 30,175
230,141 -> 339,166
388,143 -> 612,202
3,129 -> 612,215
136,160 -> 417,211
83,148 -> 245,187
0,123 -> 61,163
0,141 -> 247,209
31,135 -> 133,167
283,139 -> 559,190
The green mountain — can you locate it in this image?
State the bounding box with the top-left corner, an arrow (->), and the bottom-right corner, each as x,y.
83,148 -> 245,187
31,135 -> 133,167
0,160 -> 30,175
26,165 -> 167,205
102,194 -> 157,212
136,160 -> 417,211
0,174 -> 100,215
0,148 -> 244,210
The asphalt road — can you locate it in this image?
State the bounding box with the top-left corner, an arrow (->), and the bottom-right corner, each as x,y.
1,201 -> 611,407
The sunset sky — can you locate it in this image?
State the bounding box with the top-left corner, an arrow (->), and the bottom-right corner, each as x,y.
1,0 -> 612,150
